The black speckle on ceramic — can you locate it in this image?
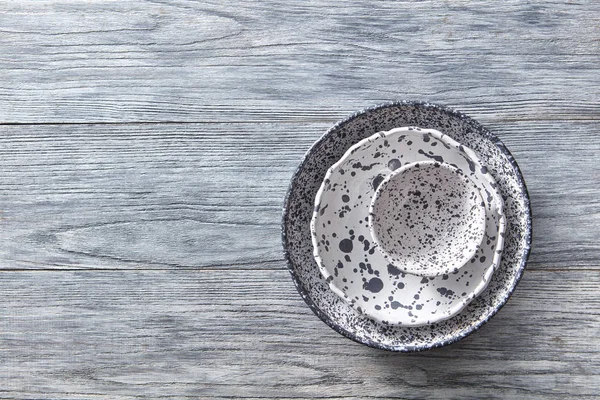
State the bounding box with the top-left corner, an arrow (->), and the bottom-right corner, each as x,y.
282,101 -> 531,352
310,127 -> 504,326
371,161 -> 486,277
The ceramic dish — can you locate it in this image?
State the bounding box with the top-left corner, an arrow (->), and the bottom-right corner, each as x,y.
282,101 -> 531,351
310,127 -> 505,326
370,160 -> 487,277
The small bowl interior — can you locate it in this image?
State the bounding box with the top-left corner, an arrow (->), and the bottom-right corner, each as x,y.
369,160 -> 486,277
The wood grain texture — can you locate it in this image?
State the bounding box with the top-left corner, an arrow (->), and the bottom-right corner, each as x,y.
0,121 -> 597,271
0,269 -> 598,399
0,0 -> 598,124
0,0 -> 599,398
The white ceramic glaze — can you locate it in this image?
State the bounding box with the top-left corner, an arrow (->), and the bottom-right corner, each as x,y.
369,160 -> 486,278
310,126 -> 506,326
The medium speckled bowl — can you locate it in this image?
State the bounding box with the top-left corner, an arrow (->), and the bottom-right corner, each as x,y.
309,126 -> 506,326
282,101 -> 531,352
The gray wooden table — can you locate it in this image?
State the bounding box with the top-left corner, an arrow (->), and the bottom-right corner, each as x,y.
1,1 -> 599,399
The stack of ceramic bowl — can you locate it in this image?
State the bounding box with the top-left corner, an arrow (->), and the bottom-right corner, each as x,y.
282,102 -> 531,351
310,127 -> 506,326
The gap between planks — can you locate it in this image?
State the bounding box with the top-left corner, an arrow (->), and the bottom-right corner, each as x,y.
0,116 -> 599,126
0,265 -> 589,273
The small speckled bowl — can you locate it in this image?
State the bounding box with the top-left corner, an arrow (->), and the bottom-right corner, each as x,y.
283,101 -> 531,351
369,160 -> 487,278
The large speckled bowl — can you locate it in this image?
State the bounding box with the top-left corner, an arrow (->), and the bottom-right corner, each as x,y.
282,101 -> 532,352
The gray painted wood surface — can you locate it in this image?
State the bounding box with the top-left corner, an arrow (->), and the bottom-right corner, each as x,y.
0,0 -> 598,398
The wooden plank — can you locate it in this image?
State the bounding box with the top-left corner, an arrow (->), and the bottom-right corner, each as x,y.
0,121 -> 598,271
0,0 -> 598,123
0,269 -> 598,399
